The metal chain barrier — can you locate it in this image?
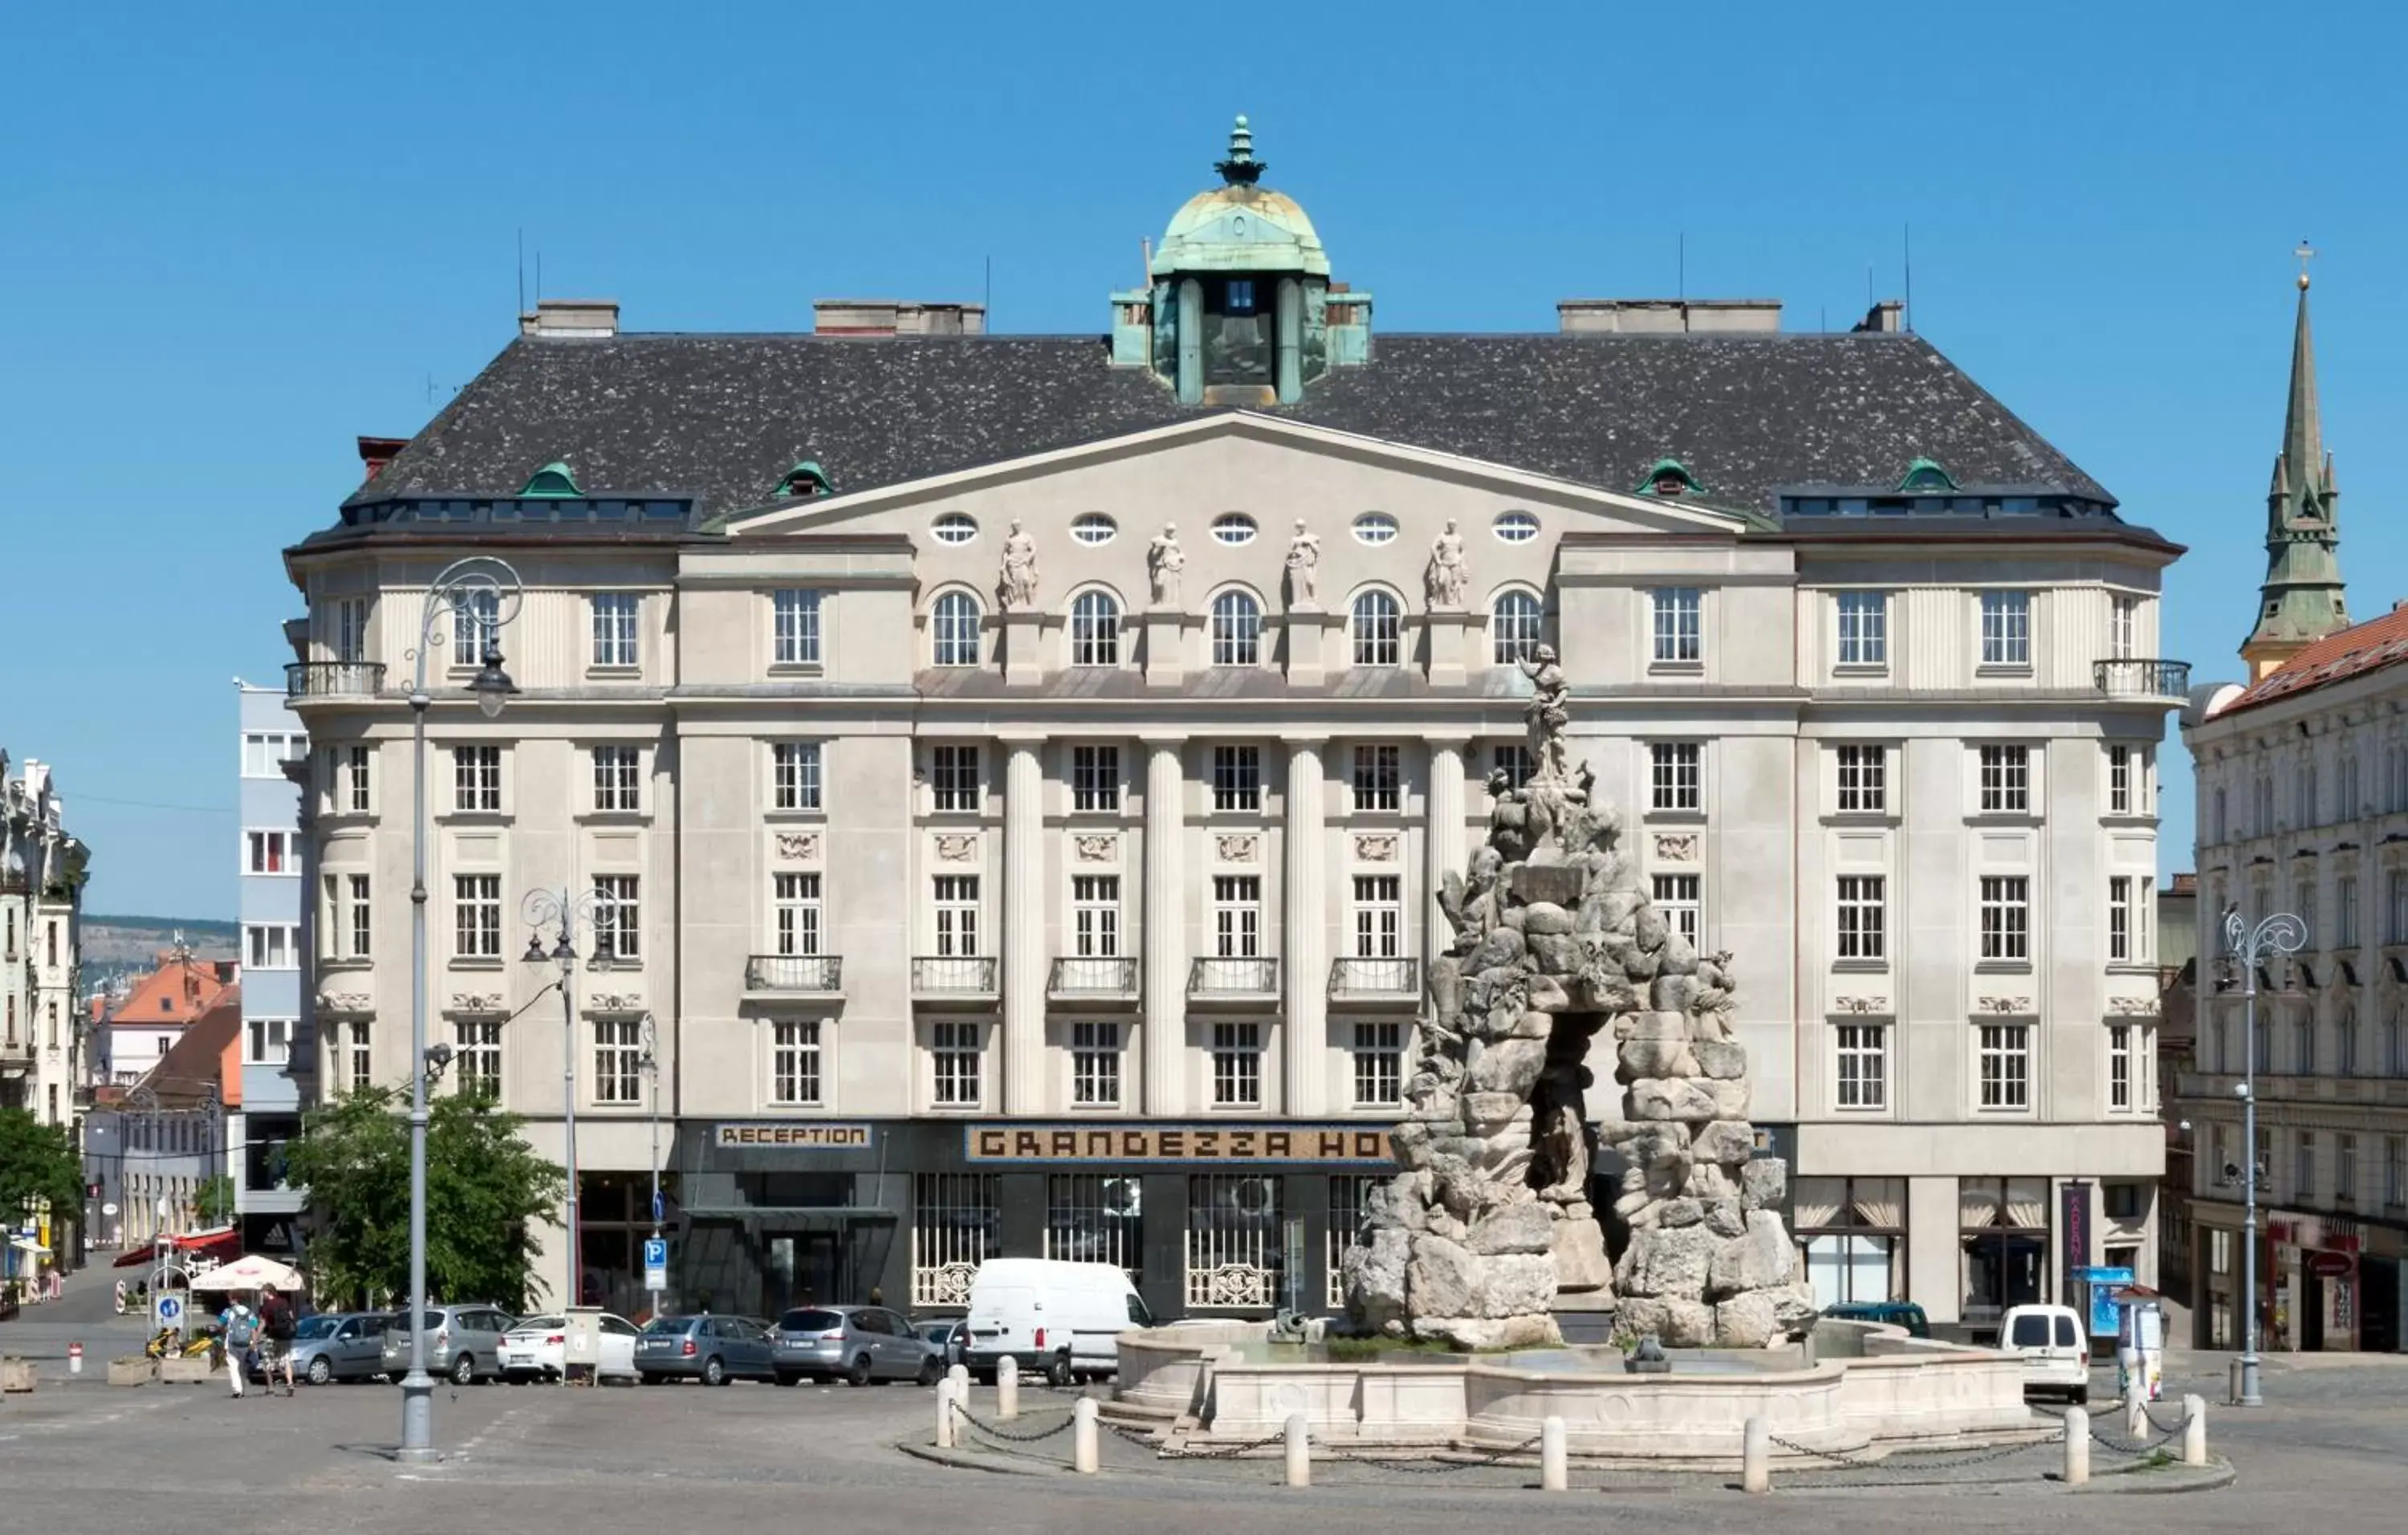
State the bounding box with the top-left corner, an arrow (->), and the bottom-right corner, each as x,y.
2088,1412 -> 2181,1457
1769,1431 -> 2055,1477
1324,1431 -> 1544,1474
1172,1430 -> 1291,1461
2141,1400 -> 2186,1435
954,1401 -> 1080,1444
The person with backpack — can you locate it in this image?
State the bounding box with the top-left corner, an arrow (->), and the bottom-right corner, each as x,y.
256,1285 -> 297,1396
221,1302 -> 257,1398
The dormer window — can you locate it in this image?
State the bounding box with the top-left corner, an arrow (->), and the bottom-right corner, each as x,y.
1225,279 -> 1258,316
1897,458 -> 1959,493
778,461 -> 832,499
1636,458 -> 1703,499
519,462 -> 580,498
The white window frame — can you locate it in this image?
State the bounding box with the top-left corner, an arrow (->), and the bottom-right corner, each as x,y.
1835,590 -> 1888,669
454,1019 -> 502,1100
1072,874 -> 1121,958
931,590 -> 982,667
1211,1021 -> 1263,1108
1651,587 -> 1702,666
2109,593 -> 2138,659
342,744 -> 372,813
769,1019 -> 823,1107
454,873 -> 502,959
246,829 -> 295,875
451,744 -> 502,813
1352,1020 -> 1404,1108
242,731 -> 306,779
772,588 -> 823,667
1651,873 -> 1700,948
243,923 -> 299,971
2110,875 -> 2133,963
1491,743 -> 1535,792
592,745 -> 641,813
2109,745 -> 2133,815
1491,589 -> 1543,665
244,1016 -> 294,1067
1350,589 -> 1402,668
1976,1022 -> 2032,1111
333,596 -> 370,663
773,742 -> 824,812
1649,743 -> 1702,813
1833,1023 -> 1886,1110
1211,746 -> 1262,812
773,873 -> 823,957
593,1018 -> 644,1105
929,744 -> 979,813
1836,744 -> 1887,814
1212,875 -> 1263,958
1352,743 -> 1401,813
1352,874 -> 1403,959
1978,745 -> 2031,813
1072,745 -> 1121,812
590,592 -> 640,669
1069,590 -> 1121,667
1835,875 -> 1885,962
1071,1020 -> 1121,1109
2108,1024 -> 2133,1112
1979,875 -> 2030,962
1979,589 -> 2032,668
1210,590 -> 1263,667
592,875 -> 640,961
932,875 -> 980,957
930,1020 -> 983,1107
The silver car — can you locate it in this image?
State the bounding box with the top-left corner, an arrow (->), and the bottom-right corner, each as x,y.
376,1304 -> 518,1385
771,1305 -> 940,1386
284,1312 -> 389,1385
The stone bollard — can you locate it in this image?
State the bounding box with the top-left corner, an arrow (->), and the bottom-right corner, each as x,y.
1284,1412 -> 1311,1488
1540,1415 -> 1568,1492
997,1356 -> 1019,1421
2062,1407 -> 2090,1487
1072,1397 -> 1099,1474
1741,1415 -> 1770,1495
2125,1388 -> 2149,1443
949,1361 -> 969,1399
2182,1394 -> 2207,1467
935,1378 -> 958,1449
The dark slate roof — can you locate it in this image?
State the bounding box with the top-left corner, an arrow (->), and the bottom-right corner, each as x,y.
347,331 -> 2113,526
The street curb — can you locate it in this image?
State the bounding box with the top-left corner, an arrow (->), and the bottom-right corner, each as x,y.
894,1439 -> 1054,1477
2076,1456 -> 2236,1494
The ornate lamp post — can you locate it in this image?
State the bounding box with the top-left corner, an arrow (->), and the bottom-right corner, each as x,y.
521,885 -> 617,1311
2220,902 -> 2306,1410
400,557 -> 519,1462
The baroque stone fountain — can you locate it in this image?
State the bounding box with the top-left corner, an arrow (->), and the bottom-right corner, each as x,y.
1343,644 -> 1816,1350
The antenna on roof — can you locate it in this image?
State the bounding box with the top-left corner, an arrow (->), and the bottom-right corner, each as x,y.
1677,232 -> 1686,301
535,250 -> 543,304
1866,264 -> 1875,310
1902,223 -> 1914,333
984,254 -> 992,322
517,227 -> 526,316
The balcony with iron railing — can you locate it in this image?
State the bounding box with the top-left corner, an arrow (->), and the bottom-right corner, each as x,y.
1049,956 -> 1140,1003
2093,658 -> 2191,701
285,661 -> 388,701
912,955 -> 999,1004
744,954 -> 844,995
1189,955 -> 1281,1001
1330,955 -> 1422,1002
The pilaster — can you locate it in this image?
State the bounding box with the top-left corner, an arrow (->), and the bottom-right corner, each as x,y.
1423,612 -> 1475,687
1143,739 -> 1188,1115
1283,735 -> 1329,1114
999,612 -> 1047,687
1142,610 -> 1185,689
1003,738 -> 1047,1113
1425,738 -> 1468,955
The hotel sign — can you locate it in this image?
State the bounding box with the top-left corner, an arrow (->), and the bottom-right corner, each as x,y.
966,1124 -> 1394,1165
714,1123 -> 872,1149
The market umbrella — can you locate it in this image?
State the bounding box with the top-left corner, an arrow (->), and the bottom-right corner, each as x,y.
187,1254 -> 304,1293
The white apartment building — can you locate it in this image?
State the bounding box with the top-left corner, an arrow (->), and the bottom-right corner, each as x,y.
236,684 -> 310,1254
279,123 -> 2182,1327
2,752 -> 87,1134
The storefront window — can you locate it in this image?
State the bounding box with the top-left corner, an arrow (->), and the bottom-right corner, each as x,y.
1043,1174 -> 1142,1282
1793,1176 -> 1904,1306
1959,1176 -> 2049,1321
913,1173 -> 999,1308
1186,1174 -> 1282,1311
1327,1175 -> 1383,1308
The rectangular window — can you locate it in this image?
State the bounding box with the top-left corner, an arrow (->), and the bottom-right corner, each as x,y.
1072,745 -> 1121,812
1834,1024 -> 1886,1110
2110,875 -> 2133,962
1978,746 -> 2030,812
2109,745 -> 2132,814
1651,588 -> 1702,664
344,744 -> 371,812
1650,743 -> 1702,812
2392,873 -> 2408,945
932,875 -> 980,956
929,745 -> 979,813
2386,1137 -> 2405,1211
1835,875 -> 1885,961
333,596 -> 369,663
243,924 -> 299,969
343,1020 -> 373,1093
2110,594 -> 2138,659
770,1020 -> 822,1106
931,1020 -> 982,1106
773,742 -> 824,812
2337,1133 -> 2357,1203
245,1016 -> 292,1066
591,592 -> 640,668
1212,876 -> 1263,957
772,588 -> 822,666
592,875 -> 640,961
246,830 -> 291,874
1352,1021 -> 1404,1107
1491,743 -> 1535,792
1186,1174 -> 1283,1309
1978,1024 -> 2031,1110
1212,1021 -> 1263,1107
451,588 -> 499,659
2109,1024 -> 2133,1110
913,1174 -> 1000,1304
1352,874 -> 1402,959
1045,1174 -> 1141,1279
1651,873 -> 1701,948
1072,1021 -> 1121,1108
2340,876 -> 2360,948
1211,592 -> 1260,666
592,745 -> 641,812
1212,746 -> 1262,812
594,1018 -> 644,1105
1072,875 -> 1121,957
348,874 -> 371,959
2294,1010 -> 2316,1075
2294,1130 -> 2316,1202
452,745 -> 502,812
242,731 -> 306,778
1835,590 -> 1888,667
773,873 -> 823,956
1836,745 -> 1886,814
454,1020 -> 502,1100
1327,1175 -> 1381,1307
1979,876 -> 2031,961
454,874 -> 502,959
1352,743 -> 1401,812
1980,590 -> 2032,666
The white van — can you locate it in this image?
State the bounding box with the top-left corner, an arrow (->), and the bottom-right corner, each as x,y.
1999,1303 -> 2090,1403
962,1259 -> 1153,1385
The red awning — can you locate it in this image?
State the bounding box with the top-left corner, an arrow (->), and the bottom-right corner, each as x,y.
112,1227 -> 241,1269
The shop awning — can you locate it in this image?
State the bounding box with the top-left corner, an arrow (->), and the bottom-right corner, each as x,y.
112,1226 -> 241,1268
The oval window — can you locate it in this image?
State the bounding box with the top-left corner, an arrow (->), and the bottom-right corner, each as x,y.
1352,512 -> 1398,546
930,512 -> 978,545
1072,513 -> 1117,546
1492,511 -> 1540,544
1211,513 -> 1258,546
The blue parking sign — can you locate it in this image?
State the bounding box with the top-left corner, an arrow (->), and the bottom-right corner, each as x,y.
642,1238 -> 668,1291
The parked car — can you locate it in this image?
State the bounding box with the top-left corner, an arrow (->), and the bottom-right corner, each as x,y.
1999,1303 -> 2089,1403
1822,1301 -> 1932,1338
499,1311 -> 643,1382
770,1305 -> 939,1386
634,1314 -> 779,1386
964,1258 -> 1152,1385
915,1317 -> 968,1370
280,1311 -> 389,1385
377,1304 -> 519,1385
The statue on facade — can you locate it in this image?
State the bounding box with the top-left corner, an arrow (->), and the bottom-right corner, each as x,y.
1517,643 -> 1572,781
1425,518 -> 1469,609
1284,519 -> 1321,606
998,519 -> 1039,611
1147,523 -> 1186,607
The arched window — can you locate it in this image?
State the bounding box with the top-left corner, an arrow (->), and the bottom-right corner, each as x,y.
1352,589 -> 1401,668
931,591 -> 982,667
2339,1008 -> 2360,1076
1070,590 -> 1121,667
1491,589 -> 1543,664
1211,590 -> 1262,667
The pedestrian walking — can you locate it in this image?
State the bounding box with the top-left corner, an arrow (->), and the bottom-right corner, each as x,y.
257,1285 -> 298,1396
221,1303 -> 257,1399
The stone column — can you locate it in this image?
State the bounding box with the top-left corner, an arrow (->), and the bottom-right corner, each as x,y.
1283,735 -> 1329,1114
1144,739 -> 1188,1116
1003,738 -> 1047,1114
1425,739 -> 1467,955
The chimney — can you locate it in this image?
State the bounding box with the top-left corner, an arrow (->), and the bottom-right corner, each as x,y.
518,298 -> 621,338
1557,299 -> 1782,334
812,299 -> 987,336
356,436 -> 407,482
1852,300 -> 1905,334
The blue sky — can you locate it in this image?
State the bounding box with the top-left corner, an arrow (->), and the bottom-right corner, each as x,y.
4,0 -> 2403,918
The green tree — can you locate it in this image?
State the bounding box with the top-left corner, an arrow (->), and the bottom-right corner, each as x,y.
282,1085 -> 564,1313
0,1109 -> 82,1225
193,1174 -> 237,1228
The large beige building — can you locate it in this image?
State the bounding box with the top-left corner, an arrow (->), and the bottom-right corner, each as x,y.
283,123 -> 2182,1329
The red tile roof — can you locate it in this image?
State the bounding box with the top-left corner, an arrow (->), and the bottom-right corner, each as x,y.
2220,605 -> 2408,717
107,952 -> 237,1030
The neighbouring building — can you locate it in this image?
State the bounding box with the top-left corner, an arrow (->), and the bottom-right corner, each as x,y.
236,682 -> 311,1256
2,751 -> 91,1270
103,946 -> 236,1087
85,989 -> 240,1249
280,118 -> 2184,1327
2178,268 -> 2406,1353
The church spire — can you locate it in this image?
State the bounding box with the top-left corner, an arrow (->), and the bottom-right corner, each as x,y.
2242,245 -> 2350,681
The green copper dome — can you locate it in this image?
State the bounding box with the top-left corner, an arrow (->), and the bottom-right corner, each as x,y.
1150,116 -> 1330,278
